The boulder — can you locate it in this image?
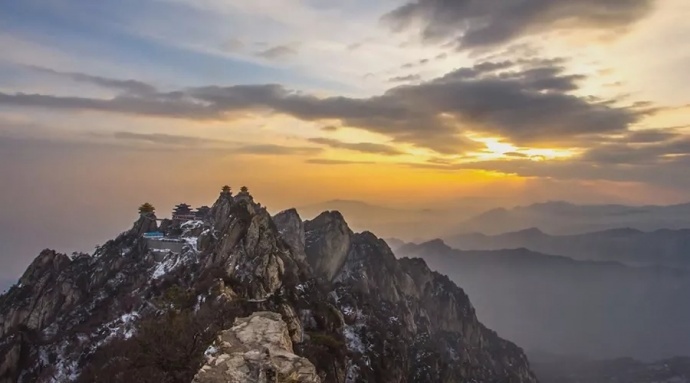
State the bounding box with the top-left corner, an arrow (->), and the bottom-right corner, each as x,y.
193,312 -> 320,383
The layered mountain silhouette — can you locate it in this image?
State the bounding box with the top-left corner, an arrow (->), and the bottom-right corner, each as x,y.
0,189 -> 536,383
531,353 -> 690,383
445,227 -> 690,268
453,201 -> 690,235
396,239 -> 690,360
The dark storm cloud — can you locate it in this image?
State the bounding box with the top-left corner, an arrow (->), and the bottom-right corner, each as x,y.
0,60 -> 643,153
383,0 -> 656,50
255,44 -> 299,60
308,137 -> 404,155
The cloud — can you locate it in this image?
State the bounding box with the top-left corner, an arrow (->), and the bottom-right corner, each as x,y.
346,42 -> 363,51
221,38 -> 245,52
402,129 -> 690,190
0,60 -> 645,154
389,74 -> 421,83
305,158 -> 375,165
255,44 -> 299,60
321,125 -> 339,132
26,66 -> 157,95
504,152 -> 529,158
235,144 -> 320,156
624,128 -> 683,143
308,137 -> 404,155
581,136 -> 690,165
112,131 -> 231,146
0,92 -> 213,119
383,0 -> 656,50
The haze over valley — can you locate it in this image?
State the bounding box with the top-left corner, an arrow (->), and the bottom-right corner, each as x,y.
2,0 -> 690,382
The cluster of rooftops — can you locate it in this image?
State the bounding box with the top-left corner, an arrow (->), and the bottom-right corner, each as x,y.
138,185 -> 250,220
139,185 -> 251,243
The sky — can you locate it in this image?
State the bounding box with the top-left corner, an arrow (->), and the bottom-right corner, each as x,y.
1,0 -> 690,285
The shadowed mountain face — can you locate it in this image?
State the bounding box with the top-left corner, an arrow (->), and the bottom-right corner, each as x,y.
396,240 -> 690,360
454,201 -> 690,235
0,191 -> 536,383
445,227 -> 690,268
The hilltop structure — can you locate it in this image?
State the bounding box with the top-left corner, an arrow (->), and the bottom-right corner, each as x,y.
0,185 -> 536,383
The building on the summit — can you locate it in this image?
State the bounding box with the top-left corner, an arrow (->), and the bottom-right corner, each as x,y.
172,203 -> 196,222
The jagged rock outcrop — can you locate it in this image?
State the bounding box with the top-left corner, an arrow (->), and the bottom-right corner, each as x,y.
0,187 -> 538,383
194,312 -> 320,383
0,333 -> 23,383
200,193 -> 307,300
0,250 -> 75,338
131,212 -> 158,236
298,216 -> 537,382
304,211 -> 352,281
273,209 -> 306,257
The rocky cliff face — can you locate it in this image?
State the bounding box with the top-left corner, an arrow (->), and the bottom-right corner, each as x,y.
0,189 -> 537,383
194,312 -> 320,383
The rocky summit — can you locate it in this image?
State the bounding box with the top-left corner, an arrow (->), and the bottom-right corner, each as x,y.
0,187 -> 537,383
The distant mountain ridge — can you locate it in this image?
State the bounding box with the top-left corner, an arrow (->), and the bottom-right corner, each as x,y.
445,227 -> 690,268
296,199 -> 488,241
396,239 -> 690,360
455,200 -> 690,235
531,353 -> 690,383
296,199 -> 690,241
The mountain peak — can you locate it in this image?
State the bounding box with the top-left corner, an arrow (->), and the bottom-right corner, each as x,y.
420,238 -> 453,253
511,227 -> 545,237
0,186 -> 537,383
304,210 -> 353,282
18,249 -> 71,288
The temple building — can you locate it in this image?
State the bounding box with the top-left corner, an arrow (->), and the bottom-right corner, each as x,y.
172,203 -> 196,222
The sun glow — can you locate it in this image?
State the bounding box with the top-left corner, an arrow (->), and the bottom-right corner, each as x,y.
471,137 -> 577,161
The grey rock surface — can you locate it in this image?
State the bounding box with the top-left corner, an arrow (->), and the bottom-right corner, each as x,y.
193,312 -> 320,383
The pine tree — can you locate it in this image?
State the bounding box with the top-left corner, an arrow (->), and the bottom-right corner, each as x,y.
138,203 -> 155,214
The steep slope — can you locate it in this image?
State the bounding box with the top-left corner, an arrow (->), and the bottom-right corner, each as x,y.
0,188 -> 537,383
397,240 -> 690,360
445,227 -> 690,268
299,212 -> 535,382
